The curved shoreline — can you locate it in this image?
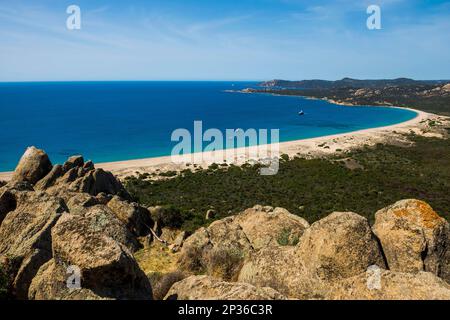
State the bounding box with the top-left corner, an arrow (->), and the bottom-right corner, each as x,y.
1,106 -> 443,182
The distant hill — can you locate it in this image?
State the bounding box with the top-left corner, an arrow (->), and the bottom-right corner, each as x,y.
251,78 -> 450,115
259,78 -> 449,89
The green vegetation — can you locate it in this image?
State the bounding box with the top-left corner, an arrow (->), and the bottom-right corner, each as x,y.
125,135 -> 450,233
158,170 -> 177,177
277,228 -> 300,246
256,87 -> 450,116
150,205 -> 185,229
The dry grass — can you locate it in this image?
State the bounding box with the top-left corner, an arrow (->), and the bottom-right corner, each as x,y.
134,242 -> 179,275
134,243 -> 187,300
204,247 -> 245,281
177,244 -> 208,274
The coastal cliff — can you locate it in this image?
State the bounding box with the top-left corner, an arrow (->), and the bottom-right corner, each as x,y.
1,147 -> 449,300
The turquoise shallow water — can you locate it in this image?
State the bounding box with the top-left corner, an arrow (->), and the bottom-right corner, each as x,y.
0,81 -> 417,172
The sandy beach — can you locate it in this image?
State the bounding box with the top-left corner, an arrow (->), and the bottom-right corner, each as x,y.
0,107 -> 447,182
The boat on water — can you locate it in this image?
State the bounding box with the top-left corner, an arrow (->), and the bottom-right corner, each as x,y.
298,110 -> 305,115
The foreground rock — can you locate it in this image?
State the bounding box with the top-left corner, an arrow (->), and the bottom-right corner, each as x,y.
45,167 -> 129,199
28,260 -> 110,300
296,212 -> 386,281
234,206 -> 309,249
0,147 -> 152,299
31,152 -> 130,200
62,155 -> 85,172
373,199 -> 450,282
238,246 -> 326,299
327,269 -> 450,300
29,214 -> 152,300
178,217 -> 253,281
34,165 -> 63,190
239,212 -> 386,299
11,147 -> 52,185
165,275 -> 287,300
0,191 -> 67,298
107,196 -> 153,236
79,205 -> 142,252
178,206 -> 309,280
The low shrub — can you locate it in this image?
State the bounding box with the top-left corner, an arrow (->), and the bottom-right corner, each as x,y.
208,163 -> 219,170
126,135 -> 450,227
204,247 -> 245,281
277,228 -> 299,246
178,244 -> 207,274
151,206 -> 185,229
159,171 -> 177,177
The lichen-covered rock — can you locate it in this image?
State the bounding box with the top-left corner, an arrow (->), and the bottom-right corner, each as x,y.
48,214 -> 152,299
95,192 -> 112,205
178,206 -> 311,280
238,246 -> 327,299
65,193 -> 99,215
165,275 -> 287,300
57,193 -> 143,253
28,260 -> 110,300
44,168 -> 129,199
0,191 -> 67,298
78,169 -> 127,197
11,147 -> 52,185
0,149 -> 154,300
107,196 -> 153,236
34,165 -> 63,190
81,205 -> 141,252
238,211 -> 386,299
327,269 -> 450,300
234,205 -> 309,249
32,153 -> 130,200
62,155 -> 84,172
0,255 -> 15,298
57,167 -> 79,186
178,217 -> 254,281
296,212 -> 386,281
2,180 -> 34,193
373,199 -> 449,281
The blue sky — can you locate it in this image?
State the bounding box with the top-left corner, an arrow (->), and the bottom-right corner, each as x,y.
0,0 -> 449,81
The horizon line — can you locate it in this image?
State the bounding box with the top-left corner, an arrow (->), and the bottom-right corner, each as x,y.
1,78 -> 450,84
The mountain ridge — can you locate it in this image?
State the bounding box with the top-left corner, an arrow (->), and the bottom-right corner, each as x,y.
259,78 -> 449,89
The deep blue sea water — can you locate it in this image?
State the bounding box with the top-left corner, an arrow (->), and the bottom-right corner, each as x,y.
0,81 -> 417,172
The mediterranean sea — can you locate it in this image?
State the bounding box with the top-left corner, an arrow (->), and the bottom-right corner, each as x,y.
0,81 -> 417,171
